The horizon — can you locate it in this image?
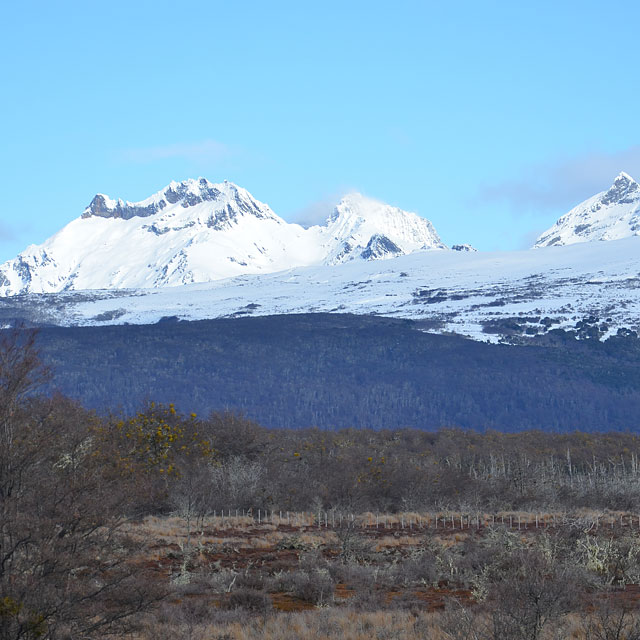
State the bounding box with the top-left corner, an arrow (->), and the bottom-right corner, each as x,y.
2,1 -> 640,260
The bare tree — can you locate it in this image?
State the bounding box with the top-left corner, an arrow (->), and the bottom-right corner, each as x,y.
582,596 -> 640,640
209,456 -> 266,509
0,330 -> 163,640
488,548 -> 578,640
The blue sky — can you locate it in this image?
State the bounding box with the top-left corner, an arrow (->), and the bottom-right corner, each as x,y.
2,0 -> 640,260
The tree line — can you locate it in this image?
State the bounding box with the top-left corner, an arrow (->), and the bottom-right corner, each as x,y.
32,313 -> 640,431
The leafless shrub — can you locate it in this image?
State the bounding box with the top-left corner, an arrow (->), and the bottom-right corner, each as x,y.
575,534 -> 640,587
390,545 -> 441,588
440,600 -> 489,640
335,516 -> 375,564
488,548 -> 579,640
0,331 -> 164,640
279,569 -> 335,606
226,588 -> 273,613
581,596 -> 640,640
210,456 -> 267,509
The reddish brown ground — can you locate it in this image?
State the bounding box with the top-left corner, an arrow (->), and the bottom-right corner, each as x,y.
130,516 -> 640,614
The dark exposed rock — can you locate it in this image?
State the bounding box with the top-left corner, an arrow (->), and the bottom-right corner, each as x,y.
332,241 -> 353,263
601,173 -> 640,206
82,194 -> 166,220
413,288 -> 449,304
360,234 -> 402,260
82,180 -> 234,220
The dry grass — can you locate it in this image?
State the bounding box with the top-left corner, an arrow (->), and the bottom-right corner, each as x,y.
373,535 -> 421,551
138,609 -> 450,640
133,513 -> 640,567
129,509 -> 640,536
135,608 -> 599,640
123,508 -> 640,562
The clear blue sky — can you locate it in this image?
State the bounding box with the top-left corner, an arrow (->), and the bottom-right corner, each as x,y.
2,0 -> 640,260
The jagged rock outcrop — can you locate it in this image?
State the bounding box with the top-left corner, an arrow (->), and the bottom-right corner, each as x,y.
535,172 -> 640,248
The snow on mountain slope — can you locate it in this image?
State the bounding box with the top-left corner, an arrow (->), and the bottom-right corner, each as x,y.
535,172 -> 640,247
15,235 -> 640,343
0,179 -> 316,295
0,180 -> 445,295
317,193 -> 445,263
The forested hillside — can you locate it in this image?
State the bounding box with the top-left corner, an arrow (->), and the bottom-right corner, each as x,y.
29,313 -> 640,432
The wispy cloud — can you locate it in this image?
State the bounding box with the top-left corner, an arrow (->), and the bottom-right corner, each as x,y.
290,189 -> 351,227
517,228 -> 546,250
0,221 -> 17,243
476,145 -> 640,214
121,139 -> 232,164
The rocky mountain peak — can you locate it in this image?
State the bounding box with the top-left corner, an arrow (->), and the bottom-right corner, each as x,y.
81,178 -> 253,221
0,179 -> 447,295
601,172 -> 640,206
320,192 -> 445,264
535,172 -> 640,248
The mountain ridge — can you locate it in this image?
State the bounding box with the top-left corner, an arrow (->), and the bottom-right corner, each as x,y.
535,172 -> 640,247
2,172 -> 640,344
0,179 -> 445,295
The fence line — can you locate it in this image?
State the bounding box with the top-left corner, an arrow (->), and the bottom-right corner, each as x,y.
196,510 -> 640,532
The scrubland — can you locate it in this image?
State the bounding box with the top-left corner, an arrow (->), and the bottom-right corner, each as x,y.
4,330 -> 640,639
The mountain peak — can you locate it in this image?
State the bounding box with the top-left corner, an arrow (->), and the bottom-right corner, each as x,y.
331,192 -> 435,226
322,192 -> 446,263
338,191 -> 374,206
327,192 -> 372,222
616,171 -> 635,182
601,171 -> 639,206
534,171 -> 640,248
0,180 -> 447,295
81,178 -> 251,220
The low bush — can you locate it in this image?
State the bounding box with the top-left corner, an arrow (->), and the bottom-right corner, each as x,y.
226,588 -> 272,613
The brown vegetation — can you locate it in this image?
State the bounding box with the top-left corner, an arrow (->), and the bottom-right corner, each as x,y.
4,328 -> 640,638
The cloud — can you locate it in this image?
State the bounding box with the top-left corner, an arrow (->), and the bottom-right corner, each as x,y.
0,221 -> 17,243
517,228 -> 546,250
476,145 -> 640,214
290,190 -> 351,227
121,139 -> 231,164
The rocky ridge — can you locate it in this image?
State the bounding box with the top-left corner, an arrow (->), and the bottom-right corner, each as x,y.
535,172 -> 640,247
0,179 -> 445,295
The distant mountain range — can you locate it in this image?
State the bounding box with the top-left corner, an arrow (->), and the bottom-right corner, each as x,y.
0,179 -> 445,295
1,173 -> 640,345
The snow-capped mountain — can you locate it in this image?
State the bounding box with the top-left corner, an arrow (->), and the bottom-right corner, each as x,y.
0,179 -> 445,295
535,172 -> 640,248
320,193 -> 445,263
3,172 -> 640,344
6,235 -> 640,344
